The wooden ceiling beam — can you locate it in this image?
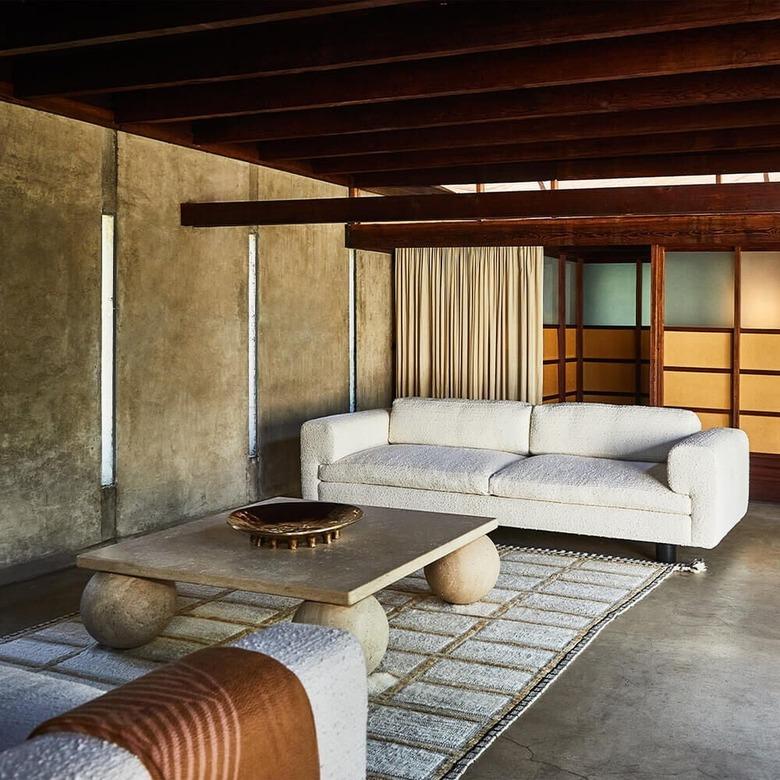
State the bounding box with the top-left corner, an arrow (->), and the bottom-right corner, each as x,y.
345,216 -> 780,251
351,149 -> 780,188
0,1 -> 417,56
188,66 -> 780,140
180,183 -> 780,227
15,2 -> 780,97
96,21 -> 780,120
253,100 -> 780,160
313,125 -> 780,174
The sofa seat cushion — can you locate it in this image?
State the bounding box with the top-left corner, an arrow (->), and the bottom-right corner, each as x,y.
489,454 -> 692,515
320,444 -> 522,496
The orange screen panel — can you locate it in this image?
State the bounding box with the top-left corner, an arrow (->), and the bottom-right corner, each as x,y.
583,394 -> 634,405
740,333 -> 780,371
543,328 -> 559,361
565,328 -> 577,359
740,374 -> 780,413
663,370 -> 731,409
566,361 -> 577,393
640,330 -> 650,360
740,414 -> 780,454
543,363 -> 559,395
664,331 -> 731,369
583,328 -> 635,359
584,362 -> 635,393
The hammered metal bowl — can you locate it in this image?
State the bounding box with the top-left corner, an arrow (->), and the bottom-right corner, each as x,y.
227,501 -> 363,549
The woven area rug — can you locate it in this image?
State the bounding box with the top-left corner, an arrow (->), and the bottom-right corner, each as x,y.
0,545 -> 684,780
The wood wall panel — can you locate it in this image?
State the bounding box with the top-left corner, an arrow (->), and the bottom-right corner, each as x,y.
740,374 -> 780,413
664,331 -> 731,369
741,415 -> 780,454
741,333 -> 780,370
663,370 -> 731,409
583,328 -> 636,359
584,362 -> 636,392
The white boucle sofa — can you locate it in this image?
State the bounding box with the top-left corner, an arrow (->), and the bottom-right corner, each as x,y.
301,398 -> 750,562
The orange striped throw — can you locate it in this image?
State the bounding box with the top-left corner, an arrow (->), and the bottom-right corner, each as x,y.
31,646 -> 319,780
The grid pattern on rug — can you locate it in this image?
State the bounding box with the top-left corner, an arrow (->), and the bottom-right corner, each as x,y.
0,546 -> 674,780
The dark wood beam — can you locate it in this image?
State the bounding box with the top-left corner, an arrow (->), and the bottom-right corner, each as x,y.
15,2 -> 780,96
0,1 -> 417,56
351,149 -> 780,188
98,21 -> 780,120
345,216 -> 780,251
187,66 -> 780,139
180,183 -> 780,227
312,125 -> 780,174
254,100 -> 780,160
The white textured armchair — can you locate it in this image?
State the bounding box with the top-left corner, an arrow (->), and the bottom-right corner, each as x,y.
301,398 -> 750,562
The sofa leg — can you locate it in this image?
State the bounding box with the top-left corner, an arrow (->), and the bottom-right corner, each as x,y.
656,543 -> 677,564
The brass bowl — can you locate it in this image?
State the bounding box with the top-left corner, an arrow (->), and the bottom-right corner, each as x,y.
227,501 -> 363,549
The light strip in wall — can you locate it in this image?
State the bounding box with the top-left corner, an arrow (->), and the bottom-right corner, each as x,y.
348,248 -> 357,412
248,232 -> 259,458
100,214 -> 115,487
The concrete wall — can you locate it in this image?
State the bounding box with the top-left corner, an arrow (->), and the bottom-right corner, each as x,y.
356,250 -> 395,410
258,169 -> 349,497
0,103 -> 106,571
0,101 -> 393,577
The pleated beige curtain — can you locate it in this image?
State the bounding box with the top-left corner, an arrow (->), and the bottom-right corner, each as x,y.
395,246 -> 543,403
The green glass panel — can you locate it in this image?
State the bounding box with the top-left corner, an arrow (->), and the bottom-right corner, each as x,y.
741,252 -> 780,329
565,260 -> 577,325
642,262 -> 651,327
543,255 -> 559,325
665,252 -> 734,327
583,263 -> 636,326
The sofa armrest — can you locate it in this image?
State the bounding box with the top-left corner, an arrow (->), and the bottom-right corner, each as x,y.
231,623 -> 367,780
667,428 -> 749,548
300,408 -> 390,499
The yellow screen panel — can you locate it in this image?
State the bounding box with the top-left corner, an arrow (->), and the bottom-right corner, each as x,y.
663,370 -> 731,409
696,412 -> 731,430
740,374 -> 780,413
543,328 -> 558,361
740,414 -> 780,454
543,363 -> 559,395
565,328 -> 576,359
664,331 -> 731,369
584,362 -> 635,392
740,334 -> 780,371
583,328 -> 635,359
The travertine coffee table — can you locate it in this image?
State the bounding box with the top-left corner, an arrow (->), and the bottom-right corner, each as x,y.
77,499 -> 499,672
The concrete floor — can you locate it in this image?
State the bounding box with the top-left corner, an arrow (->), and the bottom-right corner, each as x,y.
1,503 -> 778,779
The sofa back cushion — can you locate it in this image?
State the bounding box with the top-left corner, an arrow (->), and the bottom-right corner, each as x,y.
389,397 -> 532,454
530,402 -> 701,462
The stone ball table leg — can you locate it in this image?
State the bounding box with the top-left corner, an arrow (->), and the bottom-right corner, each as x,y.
424,535 -> 500,604
80,572 -> 177,649
293,595 -> 389,674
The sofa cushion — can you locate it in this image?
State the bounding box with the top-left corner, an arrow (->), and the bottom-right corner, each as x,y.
489,454 -> 691,515
320,444 -> 522,496
530,403 -> 701,462
389,397 -> 532,454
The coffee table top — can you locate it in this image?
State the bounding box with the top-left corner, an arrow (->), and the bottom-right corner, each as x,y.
77,499 -> 497,606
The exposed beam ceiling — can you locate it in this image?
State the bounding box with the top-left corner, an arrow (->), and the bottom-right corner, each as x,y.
346,216 -> 780,251
4,1 -> 780,190
180,183 -> 780,227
